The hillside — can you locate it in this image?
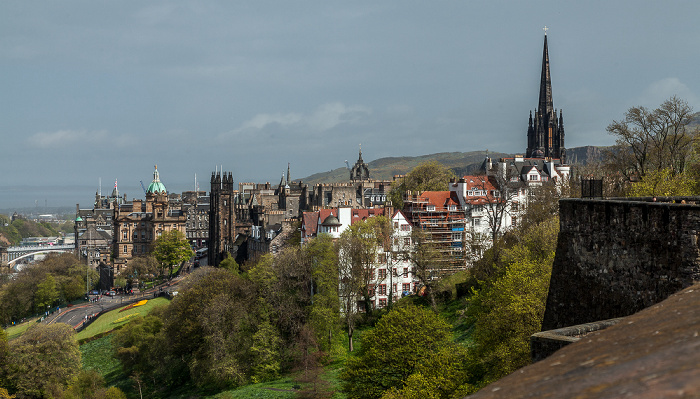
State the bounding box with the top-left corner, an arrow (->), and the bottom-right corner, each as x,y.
300,146 -> 607,184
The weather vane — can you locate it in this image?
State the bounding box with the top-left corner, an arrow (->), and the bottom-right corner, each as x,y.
543,26 -> 548,35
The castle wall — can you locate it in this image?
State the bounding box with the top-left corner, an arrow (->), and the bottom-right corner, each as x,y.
542,198 -> 700,330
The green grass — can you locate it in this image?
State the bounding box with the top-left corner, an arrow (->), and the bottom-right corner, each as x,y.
75,297 -> 170,341
80,334 -> 125,386
3,317 -> 40,340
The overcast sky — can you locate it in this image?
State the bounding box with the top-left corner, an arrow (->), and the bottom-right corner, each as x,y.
2,1 -> 700,209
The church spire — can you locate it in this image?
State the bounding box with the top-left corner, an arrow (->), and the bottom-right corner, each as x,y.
538,31 -> 554,117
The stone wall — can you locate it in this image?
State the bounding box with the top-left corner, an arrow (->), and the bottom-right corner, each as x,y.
541,198 -> 700,330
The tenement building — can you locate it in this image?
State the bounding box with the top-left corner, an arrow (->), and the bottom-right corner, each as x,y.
112,166 -> 187,273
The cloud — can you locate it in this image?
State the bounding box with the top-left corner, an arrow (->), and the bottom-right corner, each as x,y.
220,102 -> 372,140
635,78 -> 700,109
27,129 -> 128,149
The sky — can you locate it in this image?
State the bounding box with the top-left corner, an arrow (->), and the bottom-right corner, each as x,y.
2,1 -> 700,209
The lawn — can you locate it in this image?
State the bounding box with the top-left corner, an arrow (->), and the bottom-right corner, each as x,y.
76,297 -> 170,341
3,317 -> 40,340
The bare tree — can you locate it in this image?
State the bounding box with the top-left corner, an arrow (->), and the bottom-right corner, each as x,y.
606,96 -> 699,179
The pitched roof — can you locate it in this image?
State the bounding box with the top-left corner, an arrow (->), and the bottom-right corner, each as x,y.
417,191 -> 460,208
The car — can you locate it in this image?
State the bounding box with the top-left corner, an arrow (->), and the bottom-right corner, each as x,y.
107,290 -> 116,297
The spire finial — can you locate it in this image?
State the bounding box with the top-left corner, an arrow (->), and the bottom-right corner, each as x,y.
543,26 -> 548,35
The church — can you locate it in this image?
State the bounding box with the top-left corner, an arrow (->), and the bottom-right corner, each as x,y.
485,29 -> 570,185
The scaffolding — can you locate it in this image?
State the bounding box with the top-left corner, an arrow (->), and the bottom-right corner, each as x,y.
403,194 -> 469,274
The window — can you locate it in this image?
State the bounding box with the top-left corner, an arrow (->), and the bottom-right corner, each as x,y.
426,205 -> 436,211
474,219 -> 481,226
529,174 -> 538,181
378,269 -> 387,279
402,283 -> 411,292
449,205 -> 457,211
394,222 -> 399,229
403,237 -> 411,246
368,284 -> 375,297
123,231 -> 128,240
123,245 -> 127,254
512,216 -> 517,227
452,232 -> 462,241
378,298 -> 387,308
403,268 -> 409,277
401,224 -> 410,231
378,284 -> 387,295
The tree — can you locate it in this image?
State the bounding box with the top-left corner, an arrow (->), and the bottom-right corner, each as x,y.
606,96 -> 699,180
409,229 -> 443,310
152,230 -> 194,277
123,256 -> 159,284
337,219 -> 382,351
465,217 -> 559,388
341,305 -> 466,399
628,167 -> 698,197
389,161 -> 456,209
34,274 -> 59,313
304,234 -> 340,352
6,323 -> 81,397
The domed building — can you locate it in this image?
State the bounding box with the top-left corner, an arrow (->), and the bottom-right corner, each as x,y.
112,165 -> 187,274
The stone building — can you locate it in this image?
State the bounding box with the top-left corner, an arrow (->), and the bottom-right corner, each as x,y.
74,180 -> 124,267
112,166 -> 187,273
208,171 -> 235,267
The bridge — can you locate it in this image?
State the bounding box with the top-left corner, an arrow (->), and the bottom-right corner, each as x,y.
1,244 -> 75,270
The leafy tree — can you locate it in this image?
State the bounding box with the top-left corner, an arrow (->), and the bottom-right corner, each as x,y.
34,274 -> 59,313
123,255 -> 158,284
389,161 -> 456,209
250,321 -> 282,383
465,217 -> 559,388
6,323 -> 81,397
304,234 -> 340,352
341,305 -> 466,399
628,168 -> 698,197
61,370 -> 127,399
336,219 -> 381,351
219,253 -> 240,275
152,230 -> 194,277
0,329 -> 9,389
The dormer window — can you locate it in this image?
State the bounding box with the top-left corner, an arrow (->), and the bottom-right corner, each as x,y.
427,205 -> 436,211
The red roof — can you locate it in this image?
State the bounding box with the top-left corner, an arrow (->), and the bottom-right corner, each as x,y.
417,191 -> 460,209
350,207 -> 386,225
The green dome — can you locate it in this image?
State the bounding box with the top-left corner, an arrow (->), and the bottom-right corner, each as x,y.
75,216 -> 83,222
147,165 -> 167,194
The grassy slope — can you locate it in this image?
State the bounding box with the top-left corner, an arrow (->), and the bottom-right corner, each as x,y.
75,297 -> 170,341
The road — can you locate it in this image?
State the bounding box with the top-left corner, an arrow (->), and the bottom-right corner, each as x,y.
44,277 -> 186,329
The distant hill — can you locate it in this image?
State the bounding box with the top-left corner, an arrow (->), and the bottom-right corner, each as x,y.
300,146 -> 608,184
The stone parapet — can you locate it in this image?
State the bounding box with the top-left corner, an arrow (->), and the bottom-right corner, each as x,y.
542,198 -> 700,330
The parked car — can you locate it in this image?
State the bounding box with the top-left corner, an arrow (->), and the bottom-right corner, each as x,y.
107,290 -> 116,297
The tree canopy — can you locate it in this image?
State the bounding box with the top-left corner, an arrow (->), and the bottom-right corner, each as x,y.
341,305 -> 468,399
389,161 -> 456,209
152,230 -> 194,276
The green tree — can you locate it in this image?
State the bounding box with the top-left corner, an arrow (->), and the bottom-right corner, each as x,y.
628,168 -> 698,197
6,323 -> 81,397
341,305 -> 465,399
336,219 -> 381,351
152,230 -> 194,277
61,369 -> 127,399
219,254 -> 240,275
389,161 -> 456,209
34,274 -> 59,313
305,234 -> 340,351
465,217 -> 559,388
250,321 -> 282,383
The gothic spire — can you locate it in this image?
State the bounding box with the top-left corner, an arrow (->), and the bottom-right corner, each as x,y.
538,33 -> 554,117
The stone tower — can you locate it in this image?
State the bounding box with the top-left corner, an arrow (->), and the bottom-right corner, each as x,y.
526,31 -> 566,162
350,147 -> 370,182
208,171 -> 235,267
